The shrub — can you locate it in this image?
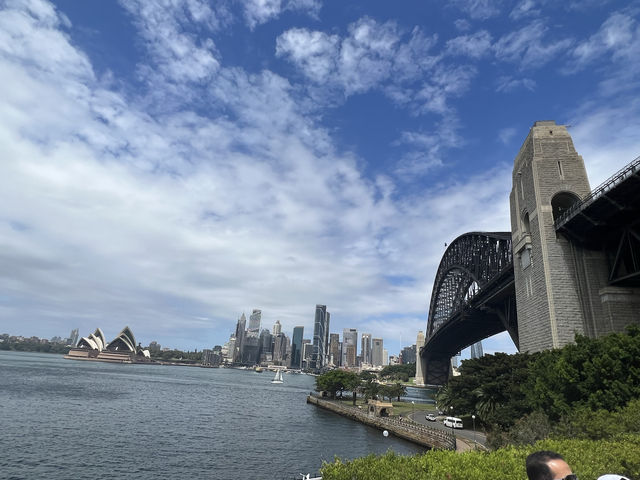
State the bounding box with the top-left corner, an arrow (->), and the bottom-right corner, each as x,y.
320,436 -> 640,480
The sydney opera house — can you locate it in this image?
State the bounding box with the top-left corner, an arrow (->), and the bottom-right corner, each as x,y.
64,326 -> 151,363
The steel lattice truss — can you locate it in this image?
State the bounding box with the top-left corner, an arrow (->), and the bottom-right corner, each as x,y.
427,232 -> 513,339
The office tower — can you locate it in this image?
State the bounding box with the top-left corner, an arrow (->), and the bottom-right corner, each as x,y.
345,344 -> 357,367
470,341 -> 484,359
371,338 -> 383,366
273,320 -> 282,336
225,336 -> 236,363
248,309 -> 261,334
414,330 -> 425,386
301,340 -> 312,369
329,333 -> 340,366
400,344 -> 416,364
242,335 -> 260,364
233,314 -> 246,363
273,333 -> 288,364
258,329 -> 273,363
311,305 -> 329,370
291,326 -> 304,369
324,312 -> 331,367
361,333 -> 372,365
383,349 -> 388,366
342,328 -> 358,367
68,328 -> 79,346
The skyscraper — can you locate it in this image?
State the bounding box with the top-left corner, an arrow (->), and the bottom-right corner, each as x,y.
361,333 -> 372,365
311,304 -> 329,371
272,320 -> 282,335
470,340 -> 484,359
371,338 -> 383,367
233,314 -> 246,363
329,333 -> 340,366
291,326 -> 304,369
342,328 -> 357,367
248,309 -> 261,334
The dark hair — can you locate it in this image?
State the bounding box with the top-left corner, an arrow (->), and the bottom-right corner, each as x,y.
526,451 -> 565,480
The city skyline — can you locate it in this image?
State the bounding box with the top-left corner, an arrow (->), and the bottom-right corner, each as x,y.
2,1 -> 639,357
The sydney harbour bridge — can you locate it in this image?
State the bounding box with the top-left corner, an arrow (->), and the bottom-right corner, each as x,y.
419,121 -> 640,386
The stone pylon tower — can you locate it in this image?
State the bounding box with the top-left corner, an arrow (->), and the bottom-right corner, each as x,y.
510,121 -> 596,352
414,330 -> 425,386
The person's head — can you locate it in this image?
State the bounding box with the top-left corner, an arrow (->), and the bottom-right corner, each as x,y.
526,451 -> 575,480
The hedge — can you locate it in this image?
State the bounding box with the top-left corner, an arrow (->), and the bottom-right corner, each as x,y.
321,435 -> 640,480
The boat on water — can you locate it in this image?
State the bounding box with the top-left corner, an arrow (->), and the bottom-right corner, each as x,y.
271,369 -> 284,384
255,366 -> 263,373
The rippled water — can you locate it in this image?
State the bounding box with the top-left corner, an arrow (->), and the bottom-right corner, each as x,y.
0,351 -> 427,479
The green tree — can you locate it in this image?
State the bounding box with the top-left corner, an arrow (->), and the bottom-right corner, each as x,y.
315,370 -> 360,399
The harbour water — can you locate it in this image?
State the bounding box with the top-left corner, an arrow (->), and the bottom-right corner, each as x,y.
0,351 -> 428,479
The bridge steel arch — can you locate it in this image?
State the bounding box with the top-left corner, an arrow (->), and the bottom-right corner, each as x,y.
420,232 -> 518,386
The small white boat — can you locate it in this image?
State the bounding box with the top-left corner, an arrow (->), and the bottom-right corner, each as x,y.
271,369 -> 284,384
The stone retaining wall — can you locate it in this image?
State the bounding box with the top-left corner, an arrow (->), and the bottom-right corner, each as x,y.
307,395 -> 455,450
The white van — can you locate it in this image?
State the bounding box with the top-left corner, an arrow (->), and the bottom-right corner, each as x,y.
443,416 -> 463,429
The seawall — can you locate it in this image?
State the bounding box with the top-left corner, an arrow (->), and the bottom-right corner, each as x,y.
307,395 -> 455,450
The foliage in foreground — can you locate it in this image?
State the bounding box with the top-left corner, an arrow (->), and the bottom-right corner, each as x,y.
320,436 -> 640,480
438,326 -> 640,432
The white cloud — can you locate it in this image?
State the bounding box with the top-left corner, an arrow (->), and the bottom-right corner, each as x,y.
118,0 -> 223,86
498,127 -> 518,144
509,0 -> 540,20
496,76 -> 536,92
449,0 -> 506,20
445,30 -> 492,58
493,20 -> 572,69
275,28 -> 339,83
276,18 -> 440,100
568,12 -> 639,72
242,0 -> 321,29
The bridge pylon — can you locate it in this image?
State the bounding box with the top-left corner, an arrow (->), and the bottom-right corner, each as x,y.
509,121 -> 638,352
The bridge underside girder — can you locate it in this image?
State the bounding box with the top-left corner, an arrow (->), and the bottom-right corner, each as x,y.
422,279 -> 516,385
556,159 -> 640,287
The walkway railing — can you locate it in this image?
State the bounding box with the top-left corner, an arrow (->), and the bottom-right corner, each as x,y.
308,394 -> 456,450
554,154 -> 640,229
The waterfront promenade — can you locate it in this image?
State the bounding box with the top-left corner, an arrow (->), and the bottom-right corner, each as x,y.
307,394 -> 456,451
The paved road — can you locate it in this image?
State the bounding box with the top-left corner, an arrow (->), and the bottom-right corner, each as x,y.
408,412 -> 487,448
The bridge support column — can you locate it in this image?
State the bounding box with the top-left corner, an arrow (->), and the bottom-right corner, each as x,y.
510,121 -> 593,352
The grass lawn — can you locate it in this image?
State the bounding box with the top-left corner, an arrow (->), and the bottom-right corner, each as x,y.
333,397 -> 436,417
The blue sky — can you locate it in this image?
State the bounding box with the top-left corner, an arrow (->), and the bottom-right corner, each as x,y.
1,0 -> 639,357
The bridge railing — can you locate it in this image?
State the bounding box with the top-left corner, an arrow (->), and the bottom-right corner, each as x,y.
554,154 -> 640,229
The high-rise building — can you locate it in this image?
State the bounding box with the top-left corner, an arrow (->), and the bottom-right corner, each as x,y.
342,328 -> 358,367
414,330 -> 425,386
233,314 -> 246,363
259,329 -> 273,363
371,338 -> 384,366
242,335 -> 260,365
302,339 -> 312,369
273,333 -> 288,364
311,305 -> 329,371
248,309 -> 261,334
400,344 -> 416,364
273,320 -> 282,336
470,341 -> 484,359
345,344 -> 357,367
291,326 -> 304,369
361,333 -> 372,365
324,312 -> 331,367
383,349 -> 389,366
68,328 -> 79,346
329,333 -> 340,366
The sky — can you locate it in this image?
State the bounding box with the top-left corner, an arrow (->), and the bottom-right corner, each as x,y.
1,0 -> 639,357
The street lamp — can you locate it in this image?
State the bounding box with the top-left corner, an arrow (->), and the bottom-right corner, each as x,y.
472,414 -> 476,449
449,405 -> 454,435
